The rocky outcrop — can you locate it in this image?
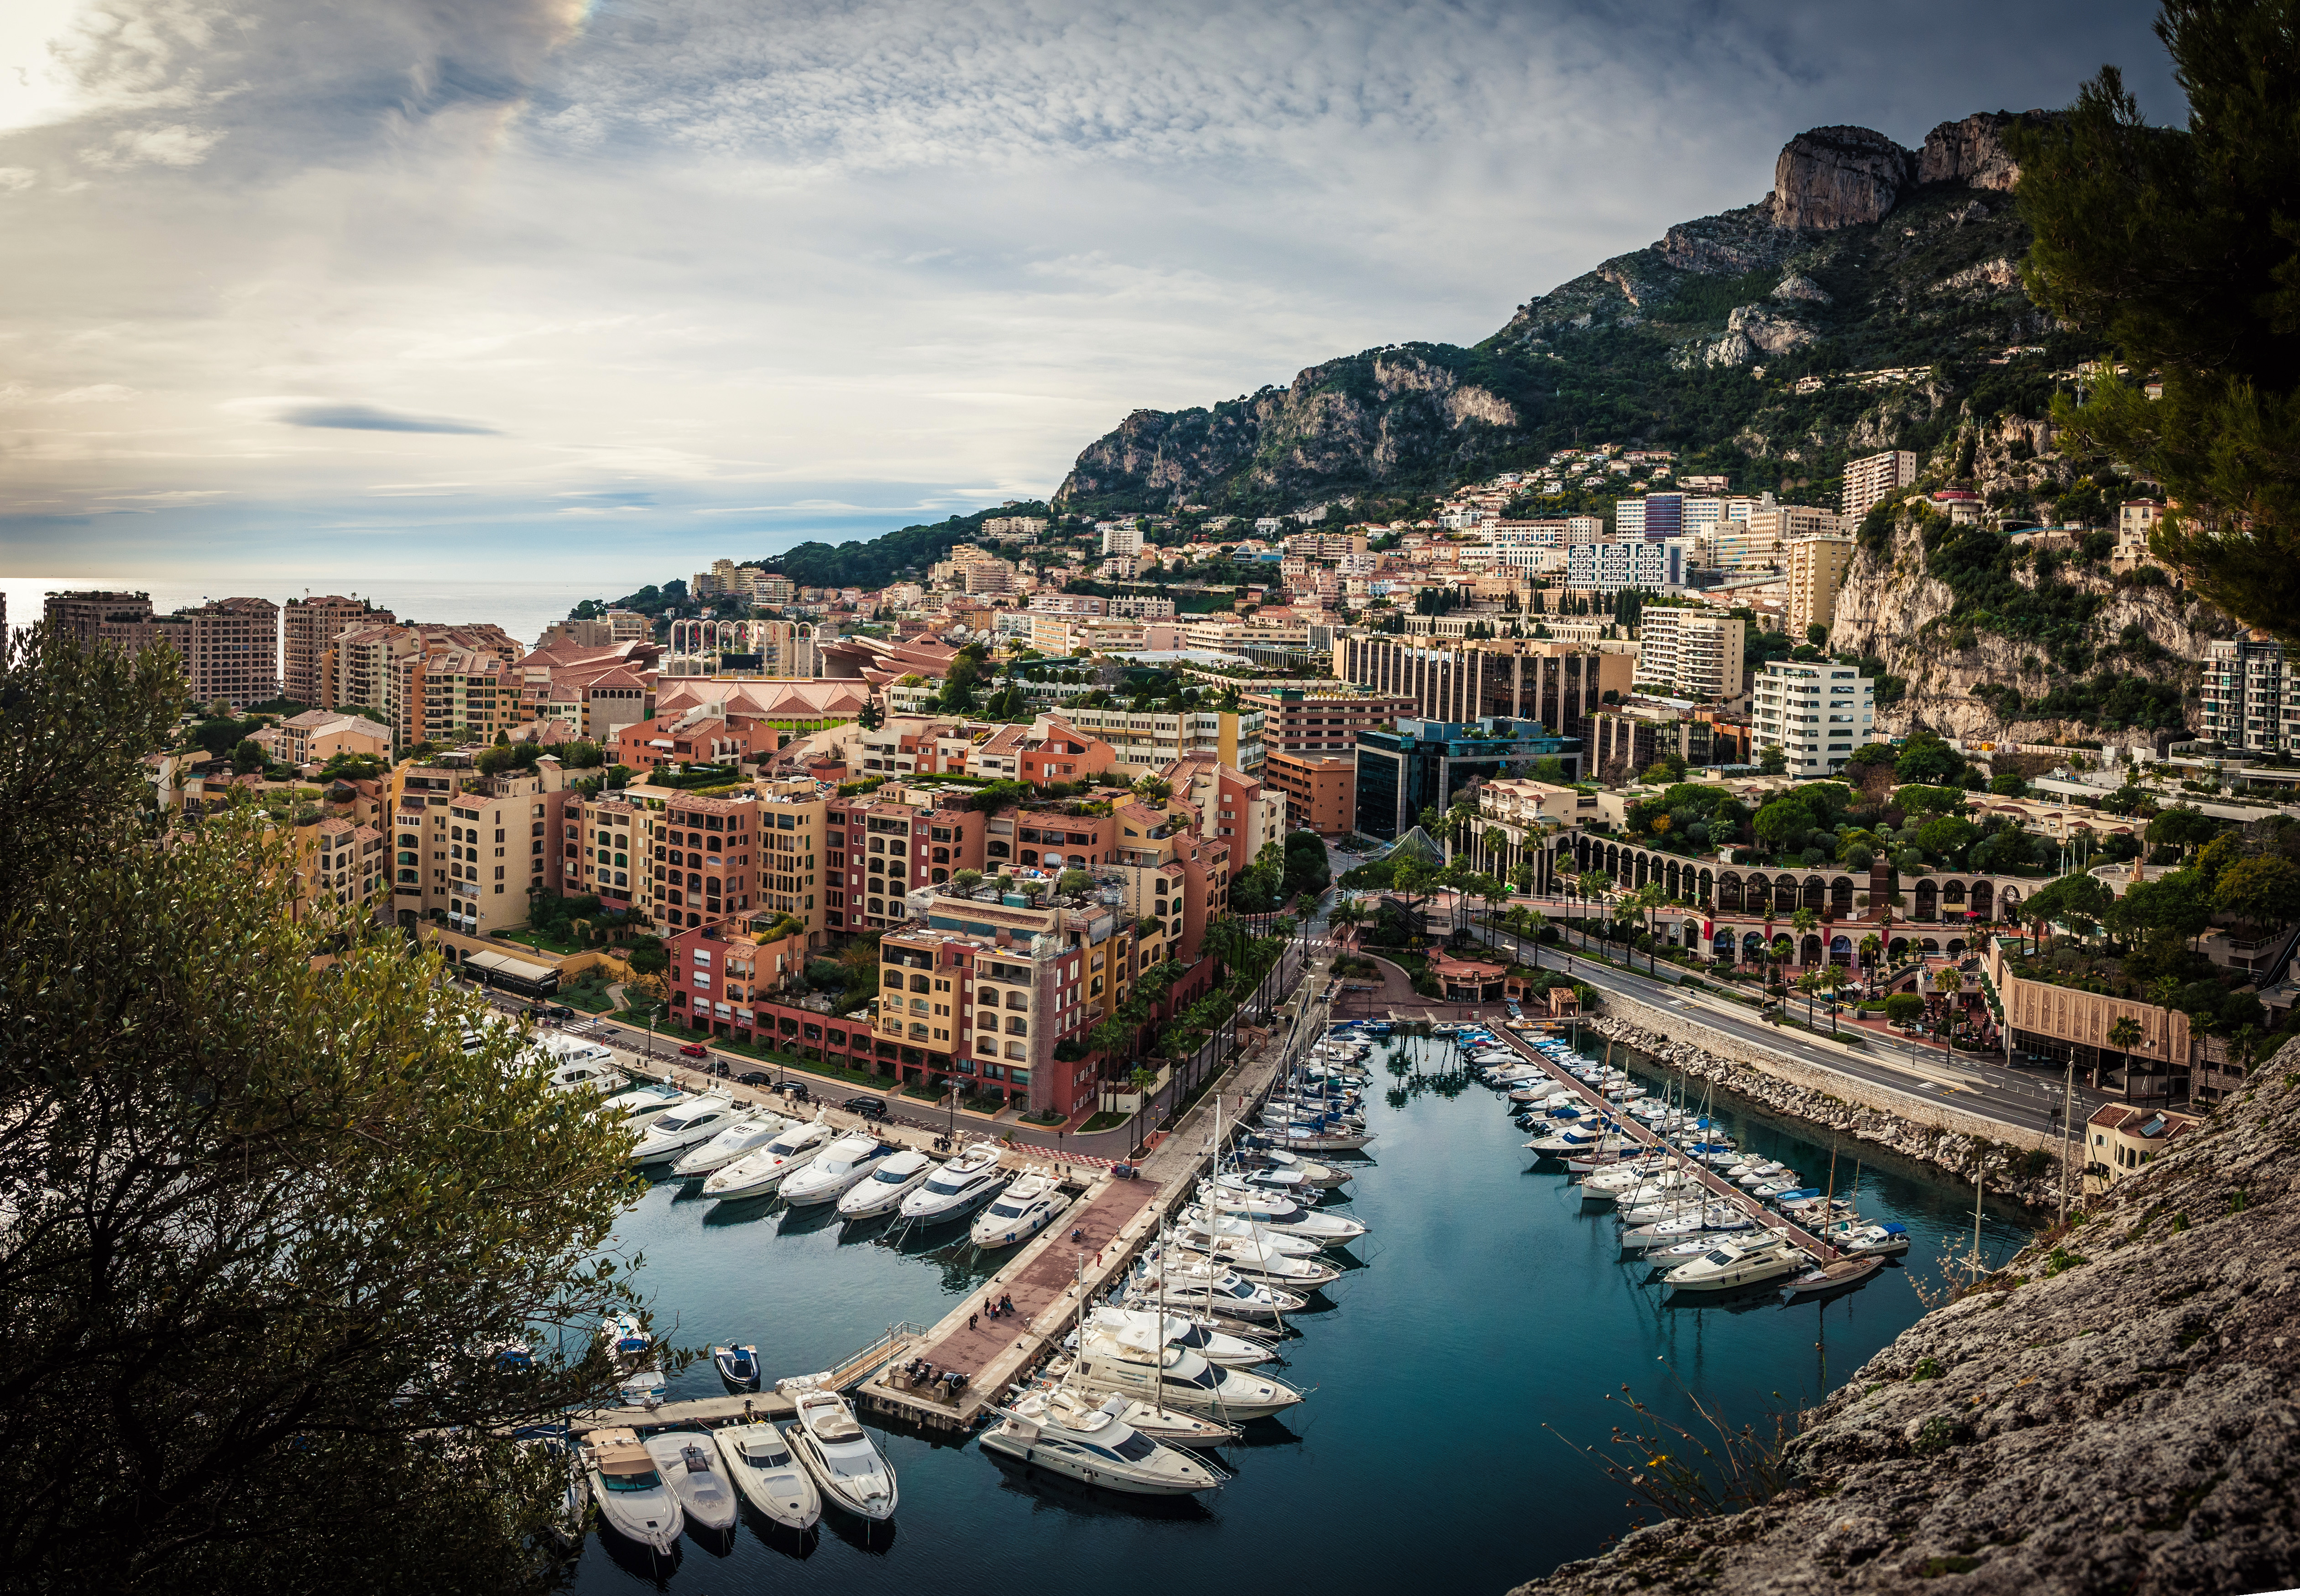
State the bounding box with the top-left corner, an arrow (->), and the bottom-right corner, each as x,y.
1773,272 -> 1833,305
1676,304 -> 1816,368
1657,203 -> 1797,275
1514,1041 -> 2300,1596
1583,1012 -> 2057,1208
1770,125 -> 1915,230
1918,111 -> 2042,192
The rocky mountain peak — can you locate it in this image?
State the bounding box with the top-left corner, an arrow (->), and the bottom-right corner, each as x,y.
1768,125 -> 1915,230
1918,110 -> 2040,191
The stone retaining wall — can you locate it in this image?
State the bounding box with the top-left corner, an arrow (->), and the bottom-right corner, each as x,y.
1589,990 -> 2060,1210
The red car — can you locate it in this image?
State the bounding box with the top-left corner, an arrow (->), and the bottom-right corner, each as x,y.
678,1041 -> 709,1059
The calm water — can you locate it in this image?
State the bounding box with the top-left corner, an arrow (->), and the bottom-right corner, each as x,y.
569,1035 -> 2029,1595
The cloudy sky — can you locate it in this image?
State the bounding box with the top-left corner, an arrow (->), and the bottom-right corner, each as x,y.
0,0 -> 2179,585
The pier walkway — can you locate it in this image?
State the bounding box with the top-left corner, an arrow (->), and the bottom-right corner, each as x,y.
1497,1027 -> 1839,1265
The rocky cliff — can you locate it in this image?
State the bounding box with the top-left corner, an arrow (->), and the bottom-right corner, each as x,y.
1513,1044 -> 2300,1596
1056,111 -> 2070,515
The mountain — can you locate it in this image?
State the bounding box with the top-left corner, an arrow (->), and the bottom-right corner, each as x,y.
1055,113 -> 2085,516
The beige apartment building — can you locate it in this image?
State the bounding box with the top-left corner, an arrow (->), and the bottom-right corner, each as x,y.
283,595 -> 392,706
43,590 -> 155,652
1786,535 -> 1857,641
1334,635 -> 1632,741
275,709 -> 392,767
390,756 -> 570,937
1052,706 -> 1265,775
1842,449 -> 1918,522
179,597 -> 282,711
1714,504 -> 1845,572
1631,608 -> 1745,702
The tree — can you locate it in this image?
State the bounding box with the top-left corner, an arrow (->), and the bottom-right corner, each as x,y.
1931,963 -> 1965,1057
1524,909 -> 1548,970
2213,853 -> 2300,932
1894,733 -> 1963,785
1479,873 -> 1509,951
0,624 -> 636,1595
1915,814 -> 1977,864
2145,805 -> 2218,857
2108,1014 -> 2144,1056
1796,969 -> 1821,1028
2014,21 -> 2300,636
1883,991 -> 1926,1026
231,736 -> 265,774
1989,771 -> 2030,797
1757,743 -> 1788,776
858,697 -> 885,730
1752,795 -> 1814,852
1859,931 -> 1882,977
1128,1064 -> 1161,1150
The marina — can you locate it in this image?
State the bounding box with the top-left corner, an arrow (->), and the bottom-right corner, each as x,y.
555,1005 -> 2027,1593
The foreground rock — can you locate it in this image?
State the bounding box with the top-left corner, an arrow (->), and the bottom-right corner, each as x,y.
1513,1043 -> 2300,1596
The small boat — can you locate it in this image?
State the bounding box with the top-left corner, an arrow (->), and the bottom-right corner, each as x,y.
1814,1218 -> 1913,1257
1070,1327 -> 1303,1420
1620,1207 -> 1756,1250
713,1420 -> 822,1531
581,1427 -> 681,1556
712,1342 -> 762,1391
1178,1206 -> 1327,1257
642,1431 -> 740,1538
969,1168 -> 1069,1249
837,1147 -> 936,1219
780,1377 -> 898,1521
703,1117 -> 836,1200
671,1111 -> 791,1176
601,1312 -> 651,1365
897,1141 -> 1012,1224
778,1132 -> 894,1208
1781,1254 -> 1885,1301
980,1389 -> 1229,1496
1663,1238 -> 1805,1293
629,1096 -> 745,1163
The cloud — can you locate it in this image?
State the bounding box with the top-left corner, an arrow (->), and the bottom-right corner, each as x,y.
78,120 -> 221,167
274,402 -> 497,434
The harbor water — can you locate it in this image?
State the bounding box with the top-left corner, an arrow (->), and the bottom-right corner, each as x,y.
569,1033 -> 2030,1594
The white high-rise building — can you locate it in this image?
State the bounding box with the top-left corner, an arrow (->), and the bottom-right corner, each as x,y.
1842,450 -> 1918,522
1750,661 -> 1875,776
1633,609 -> 1746,703
1101,522 -> 1145,557
1566,539 -> 1688,594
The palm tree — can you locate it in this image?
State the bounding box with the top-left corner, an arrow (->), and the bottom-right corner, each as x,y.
1524,909 -> 1548,970
1512,860 -> 1536,898
2107,1013 -> 2143,1060
1796,969 -> 1822,1029
1859,932 -> 1882,990
1446,799 -> 1479,861
1328,896 -> 1367,948
1931,963 -> 1964,1059
1128,1062 -> 1161,1153
1482,825 -> 1508,878
1817,962 -> 1848,1035
1480,873 -> 1508,952
1789,906 -> 1820,968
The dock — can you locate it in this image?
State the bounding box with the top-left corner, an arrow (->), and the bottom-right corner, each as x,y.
568,1321 -> 931,1437
1495,1028 -> 1839,1264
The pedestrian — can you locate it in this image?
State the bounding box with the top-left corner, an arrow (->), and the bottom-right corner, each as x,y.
968,1311 -> 978,1331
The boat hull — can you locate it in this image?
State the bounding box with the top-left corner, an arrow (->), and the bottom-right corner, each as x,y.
979,1428 -> 1218,1496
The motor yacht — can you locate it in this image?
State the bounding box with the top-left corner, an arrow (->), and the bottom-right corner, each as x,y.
1620,1207 -> 1756,1250
713,1421 -> 822,1531
896,1142 -> 1011,1224
1781,1254 -> 1885,1301
1663,1238 -> 1806,1293
979,1390 -> 1228,1496
1176,1234 -> 1341,1289
1814,1218 -> 1912,1257
1178,1206 -> 1326,1257
1021,1372 -> 1243,1448
629,1096 -> 745,1164
538,1041 -> 622,1095
970,1168 -> 1069,1248
1070,1328 -> 1303,1421
618,1361 -> 668,1408
1197,1184 -> 1368,1244
1646,1230 -> 1794,1275
837,1147 -> 935,1219
780,1378 -> 897,1520
642,1431 -> 740,1539
1127,1253 -> 1306,1320
712,1343 -> 761,1391
1082,1305 -> 1276,1367
671,1111 -> 792,1177
779,1132 -> 894,1208
580,1428 -> 681,1557
600,1081 -> 694,1127
1236,1144 -> 1353,1187
703,1117 -> 836,1200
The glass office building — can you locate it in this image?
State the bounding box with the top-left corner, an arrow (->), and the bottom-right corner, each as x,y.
1353,717 -> 1584,841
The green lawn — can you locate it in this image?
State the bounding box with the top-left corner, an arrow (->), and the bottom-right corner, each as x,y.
1079,1111 -> 1130,1133
501,928 -> 588,955
560,982 -> 616,1013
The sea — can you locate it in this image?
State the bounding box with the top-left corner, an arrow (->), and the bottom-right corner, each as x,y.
0,575 -> 618,657
563,1033 -> 2029,1595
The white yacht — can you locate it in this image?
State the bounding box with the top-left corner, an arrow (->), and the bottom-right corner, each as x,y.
713,1421 -> 822,1531
1245,1149 -> 1352,1188
837,1147 -> 936,1219
1197,1183 -> 1368,1244
1019,1372 -> 1241,1447
703,1118 -> 836,1200
1179,1206 -> 1326,1257
1127,1252 -> 1306,1320
671,1111 -> 792,1177
779,1132 -> 895,1208
780,1378 -> 898,1521
580,1428 -> 681,1556
629,1096 -> 745,1163
641,1431 -> 740,1537
1815,1218 -> 1912,1257
538,1040 -> 622,1095
894,1142 -> 1009,1224
1620,1207 -> 1756,1250
1176,1233 -> 1341,1289
980,1390 -> 1228,1496
1071,1327 -> 1303,1420
601,1081 -> 694,1127
1082,1305 -> 1275,1367
1663,1237 -> 1805,1293
970,1168 -> 1069,1249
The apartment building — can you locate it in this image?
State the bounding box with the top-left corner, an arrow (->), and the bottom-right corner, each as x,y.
295,814 -> 388,923
407,650 -> 514,748
1334,636 -> 1632,741
1284,530 -> 1370,560
1785,535 -> 1857,640
1108,594 -> 1177,619
275,709 -> 392,768
966,718 -> 1119,785
1163,755 -> 1275,866
606,609 -> 653,642
1028,593 -> 1108,616
1842,449 -> 1918,522
982,515 -> 1048,541
849,715 -> 992,778
390,757 -> 569,938
1713,504 -> 1844,572
282,595 -> 392,705
614,706 -> 783,773
1565,539 -> 1688,594
1241,689 -> 1412,758
664,913 -> 813,1038
1354,717 -> 1584,841
1586,702 -> 1722,779
826,783 -> 988,935
1264,751 -> 1356,836
43,589 -> 154,652
2113,498 -> 2167,572
1051,705 -> 1264,775
1749,661 -> 1876,776
2199,637 -> 2296,754
1615,493 -> 1683,541
167,597 -> 280,711
1632,609 -> 1745,703
1108,799 -> 1231,961
1100,523 -> 1145,557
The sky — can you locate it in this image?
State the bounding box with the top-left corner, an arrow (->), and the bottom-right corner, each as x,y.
0,0 -> 2183,588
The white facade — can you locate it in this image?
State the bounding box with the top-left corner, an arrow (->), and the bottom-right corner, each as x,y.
1101,523 -> 1145,557
1842,450 -> 1918,522
1565,538 -> 1688,594
1633,609 -> 1746,703
1750,662 -> 1875,776
2200,638 -> 2296,754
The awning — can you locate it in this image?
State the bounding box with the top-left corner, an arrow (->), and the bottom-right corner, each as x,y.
460,948 -> 562,993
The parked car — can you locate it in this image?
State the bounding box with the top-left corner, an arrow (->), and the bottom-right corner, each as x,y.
711,1059 -> 730,1078
842,1094 -> 888,1121
736,1070 -> 773,1087
678,1041 -> 709,1059
786,1082 -> 812,1103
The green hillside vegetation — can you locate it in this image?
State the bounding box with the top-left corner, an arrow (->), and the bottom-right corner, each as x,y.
760,501 -> 1054,591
